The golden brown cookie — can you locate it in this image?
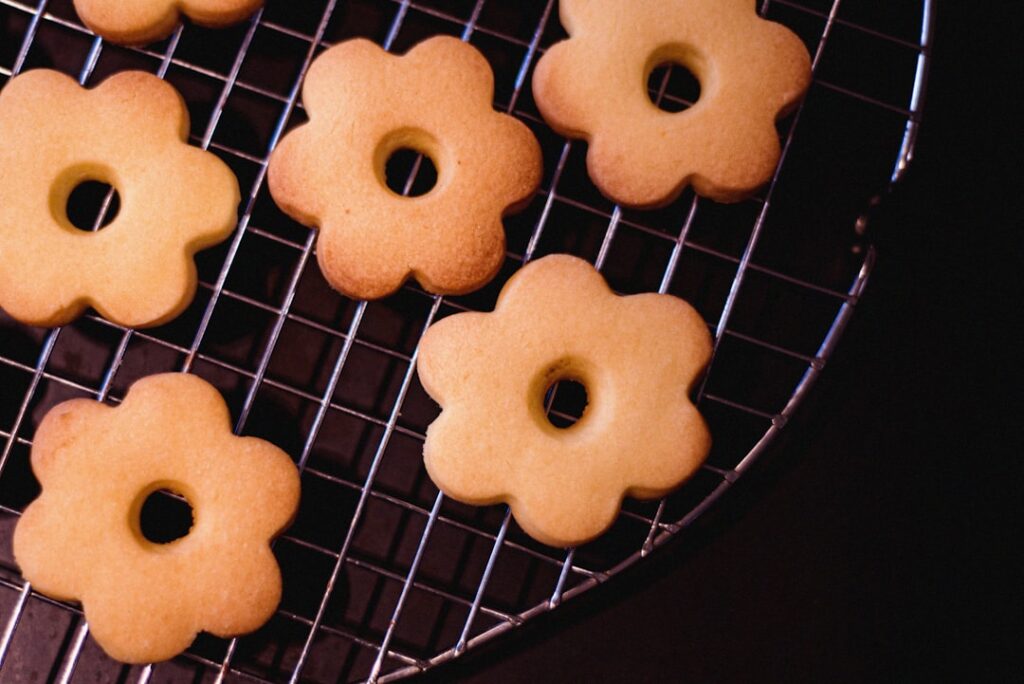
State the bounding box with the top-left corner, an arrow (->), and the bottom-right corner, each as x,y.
0,69 -> 239,328
533,0 -> 812,206
13,373 -> 300,664
73,0 -> 263,45
268,36 -> 542,301
417,255 -> 712,547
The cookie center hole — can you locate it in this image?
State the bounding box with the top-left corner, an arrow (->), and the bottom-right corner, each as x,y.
385,147 -> 438,197
66,180 -> 120,231
139,488 -> 194,544
647,61 -> 701,113
544,378 -> 589,429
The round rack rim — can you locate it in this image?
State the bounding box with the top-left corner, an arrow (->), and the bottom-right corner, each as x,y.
0,0 -> 934,682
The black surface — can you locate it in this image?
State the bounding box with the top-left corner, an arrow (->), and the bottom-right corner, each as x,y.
419,5 -> 1022,683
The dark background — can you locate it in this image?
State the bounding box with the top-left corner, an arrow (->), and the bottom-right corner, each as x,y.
422,4 -> 1022,682
0,2 -> 1018,682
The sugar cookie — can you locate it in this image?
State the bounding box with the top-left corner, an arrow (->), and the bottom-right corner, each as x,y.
417,255 -> 712,547
0,69 -> 239,328
13,373 -> 300,664
268,36 -> 542,301
533,0 -> 812,206
73,0 -> 263,45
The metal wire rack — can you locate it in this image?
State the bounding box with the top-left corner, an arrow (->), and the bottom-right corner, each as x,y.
0,0 -> 932,681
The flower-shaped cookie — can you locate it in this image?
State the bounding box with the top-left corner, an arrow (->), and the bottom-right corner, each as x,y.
73,0 -> 263,45
0,70 -> 239,328
268,37 -> 542,301
418,255 -> 713,547
533,0 -> 812,206
13,373 -> 300,664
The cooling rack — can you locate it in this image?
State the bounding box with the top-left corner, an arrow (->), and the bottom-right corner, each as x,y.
0,0 -> 932,681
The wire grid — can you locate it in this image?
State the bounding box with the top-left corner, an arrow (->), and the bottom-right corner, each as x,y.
0,0 -> 931,681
